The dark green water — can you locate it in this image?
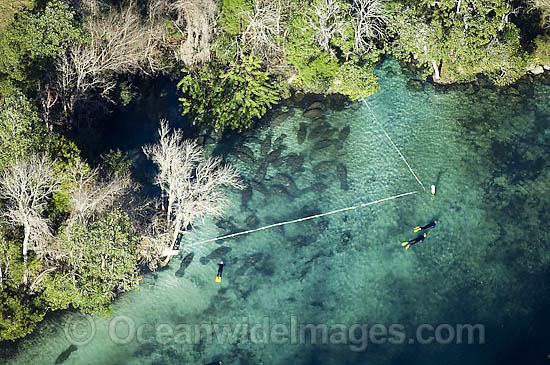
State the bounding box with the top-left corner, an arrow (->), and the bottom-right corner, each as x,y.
1,59 -> 549,364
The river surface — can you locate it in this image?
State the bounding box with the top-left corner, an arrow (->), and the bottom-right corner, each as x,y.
1,59 -> 549,365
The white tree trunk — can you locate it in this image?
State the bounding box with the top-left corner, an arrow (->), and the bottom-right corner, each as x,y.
432,60 -> 440,80
22,221 -> 30,285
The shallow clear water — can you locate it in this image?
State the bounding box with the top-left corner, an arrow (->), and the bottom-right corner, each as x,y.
2,59 -> 550,365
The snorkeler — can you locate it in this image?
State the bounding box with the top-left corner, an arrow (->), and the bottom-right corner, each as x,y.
216,261 -> 224,283
204,361 -> 223,365
413,220 -> 438,233
401,233 -> 427,250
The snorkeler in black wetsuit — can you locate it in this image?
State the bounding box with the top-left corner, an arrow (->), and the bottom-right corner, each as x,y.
413,220 -> 437,233
204,361 -> 223,365
216,261 -> 224,283
402,233 -> 427,250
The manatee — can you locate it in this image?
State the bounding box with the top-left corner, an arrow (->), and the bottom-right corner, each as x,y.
241,187 -> 253,209
261,134 -> 272,156
339,126 -> 350,142
246,215 -> 260,228
287,153 -> 305,174
265,216 -> 285,235
255,163 -> 267,181
271,184 -> 293,199
313,160 -> 335,177
308,122 -> 332,140
175,252 -> 195,277
245,136 -> 261,144
273,134 -> 287,149
250,180 -> 268,194
238,146 -> 254,158
203,247 -> 232,264
310,182 -> 328,192
55,345 -> 77,364
302,108 -> 323,119
276,173 -> 299,195
307,101 -> 325,110
242,252 -> 264,270
271,112 -> 289,127
235,151 -> 255,165
336,163 -> 349,190
313,138 -> 336,150
266,148 -> 283,163
291,235 -> 311,248
297,123 -> 307,144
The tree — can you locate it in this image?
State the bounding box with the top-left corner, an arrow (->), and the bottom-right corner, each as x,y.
0,0 -> 82,93
55,2 -> 165,125
66,158 -> 131,225
0,155 -> 60,285
177,55 -> 285,131
387,0 -> 527,85
0,91 -> 45,172
142,120 -> 243,267
43,209 -> 140,313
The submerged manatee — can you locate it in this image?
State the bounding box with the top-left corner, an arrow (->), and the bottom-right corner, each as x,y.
307,101 -> 325,110
261,134 -> 272,156
255,163 -> 267,181
313,138 -> 337,150
297,123 -> 307,144
55,345 -> 77,364
313,160 -> 335,177
235,151 -> 255,165
241,187 -> 253,209
276,173 -> 299,195
271,184 -> 294,200
308,122 -> 331,141
271,112 -> 290,127
303,108 -> 323,119
250,180 -> 268,194
336,163 -> 349,190
175,252 -> 195,277
266,148 -> 283,163
339,126 -> 350,142
201,247 -> 232,265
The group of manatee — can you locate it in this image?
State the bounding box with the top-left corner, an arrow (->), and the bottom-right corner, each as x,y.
174,100 -> 353,282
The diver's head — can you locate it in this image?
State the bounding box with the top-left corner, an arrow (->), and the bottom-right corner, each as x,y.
434,220 -> 438,224
423,233 -> 427,237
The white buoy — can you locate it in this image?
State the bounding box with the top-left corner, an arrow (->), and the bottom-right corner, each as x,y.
431,185 -> 436,196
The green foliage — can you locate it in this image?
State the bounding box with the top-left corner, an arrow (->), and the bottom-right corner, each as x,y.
0,91 -> 45,171
100,149 -> 132,178
219,0 -> 252,36
0,0 -> 82,92
533,35 -> 550,65
387,1 -> 528,85
44,210 -> 140,314
331,62 -> 379,100
177,55 -> 285,131
118,81 -> 137,106
285,7 -> 379,98
0,237 -> 45,341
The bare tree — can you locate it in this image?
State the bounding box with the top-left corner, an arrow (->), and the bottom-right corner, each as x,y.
304,0 -> 348,54
142,120 -> 243,265
67,159 -> 131,225
241,0 -> 289,62
0,155 -> 60,284
170,0 -> 218,67
349,0 -> 388,54
56,2 -> 166,123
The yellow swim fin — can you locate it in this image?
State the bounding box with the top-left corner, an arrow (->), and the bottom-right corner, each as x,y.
216,276 -> 221,283
405,245 -> 410,250
401,242 -> 409,247
413,226 -> 421,233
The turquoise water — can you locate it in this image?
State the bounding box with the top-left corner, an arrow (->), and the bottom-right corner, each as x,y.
1,59 -> 550,364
